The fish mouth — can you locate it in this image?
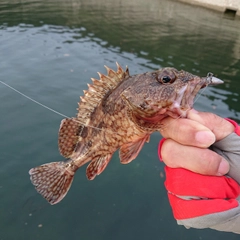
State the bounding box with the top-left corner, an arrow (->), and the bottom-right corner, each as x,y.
168,74 -> 224,118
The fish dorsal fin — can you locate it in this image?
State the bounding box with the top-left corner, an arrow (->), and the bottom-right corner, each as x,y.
58,118 -> 82,158
86,154 -> 113,180
119,135 -> 150,164
76,62 -> 129,124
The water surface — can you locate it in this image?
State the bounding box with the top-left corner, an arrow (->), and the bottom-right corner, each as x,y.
1,0 -> 240,239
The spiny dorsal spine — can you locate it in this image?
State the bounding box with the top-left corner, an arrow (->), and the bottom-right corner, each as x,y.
76,62 -> 129,124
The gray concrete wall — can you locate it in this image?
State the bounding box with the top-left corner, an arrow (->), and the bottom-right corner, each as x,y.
179,0 -> 240,16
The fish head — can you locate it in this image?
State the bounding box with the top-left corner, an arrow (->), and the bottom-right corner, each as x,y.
121,67 -> 223,122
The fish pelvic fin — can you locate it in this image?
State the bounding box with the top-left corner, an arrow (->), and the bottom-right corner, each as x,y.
86,154 -> 113,180
29,161 -> 76,205
119,135 -> 150,164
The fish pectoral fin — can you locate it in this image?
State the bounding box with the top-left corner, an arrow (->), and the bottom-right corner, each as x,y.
58,118 -> 81,158
119,135 -> 150,164
86,154 -> 113,180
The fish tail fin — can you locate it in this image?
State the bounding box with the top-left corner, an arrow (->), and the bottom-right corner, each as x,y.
29,161 -> 75,205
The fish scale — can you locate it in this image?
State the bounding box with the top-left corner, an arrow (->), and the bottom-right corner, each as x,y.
29,63 -> 223,205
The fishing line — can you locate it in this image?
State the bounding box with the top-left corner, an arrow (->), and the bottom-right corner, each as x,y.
0,80 -> 116,134
192,84 -> 209,106
0,80 -> 70,119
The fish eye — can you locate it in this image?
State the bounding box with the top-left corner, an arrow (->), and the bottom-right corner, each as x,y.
155,69 -> 177,84
157,75 -> 175,84
162,76 -> 172,83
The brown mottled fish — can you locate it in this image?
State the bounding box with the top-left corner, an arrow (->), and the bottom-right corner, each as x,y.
29,63 -> 223,204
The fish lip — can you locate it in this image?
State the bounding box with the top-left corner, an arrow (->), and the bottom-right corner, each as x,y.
170,78 -> 203,117
179,74 -> 224,109
165,85 -> 190,118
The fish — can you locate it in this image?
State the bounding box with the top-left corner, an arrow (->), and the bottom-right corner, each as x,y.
29,63 -> 223,205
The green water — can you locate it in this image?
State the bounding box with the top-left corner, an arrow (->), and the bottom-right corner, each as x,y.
0,0 -> 240,239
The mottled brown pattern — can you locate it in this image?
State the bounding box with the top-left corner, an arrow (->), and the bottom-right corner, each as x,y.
29,63 -> 223,205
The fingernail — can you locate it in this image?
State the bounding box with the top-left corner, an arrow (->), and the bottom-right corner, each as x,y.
217,159 -> 229,176
195,131 -> 215,146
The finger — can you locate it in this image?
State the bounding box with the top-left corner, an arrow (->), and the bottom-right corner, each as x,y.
159,117 -> 215,148
187,109 -> 235,141
161,139 -> 230,176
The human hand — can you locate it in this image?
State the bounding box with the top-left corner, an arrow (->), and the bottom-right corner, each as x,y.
159,109 -> 235,176
158,109 -> 240,234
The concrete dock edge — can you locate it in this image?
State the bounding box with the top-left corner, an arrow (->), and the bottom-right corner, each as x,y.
178,0 -> 240,16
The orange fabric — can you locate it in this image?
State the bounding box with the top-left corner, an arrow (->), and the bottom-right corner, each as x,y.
165,167 -> 240,219
165,167 -> 239,199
